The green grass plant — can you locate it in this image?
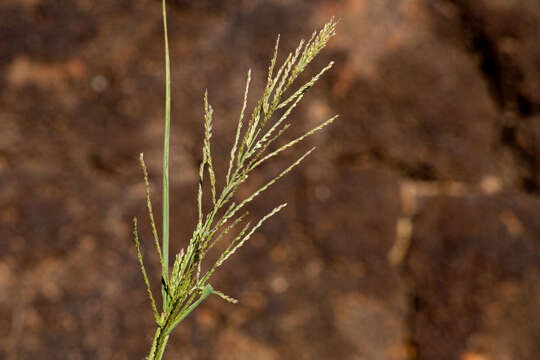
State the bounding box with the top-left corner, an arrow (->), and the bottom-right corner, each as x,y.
132,1 -> 337,359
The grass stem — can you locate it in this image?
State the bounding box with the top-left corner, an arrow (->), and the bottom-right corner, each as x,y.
161,0 -> 171,312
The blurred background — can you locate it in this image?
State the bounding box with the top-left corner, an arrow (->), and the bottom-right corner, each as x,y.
1,0 -> 540,359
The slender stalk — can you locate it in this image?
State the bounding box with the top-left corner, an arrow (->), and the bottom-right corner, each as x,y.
148,327 -> 170,360
165,285 -> 213,336
161,0 -> 171,312
146,285 -> 213,360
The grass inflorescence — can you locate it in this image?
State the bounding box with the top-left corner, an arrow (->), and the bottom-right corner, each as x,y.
132,1 -> 337,359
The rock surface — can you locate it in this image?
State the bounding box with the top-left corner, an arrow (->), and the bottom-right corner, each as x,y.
1,0 -> 540,359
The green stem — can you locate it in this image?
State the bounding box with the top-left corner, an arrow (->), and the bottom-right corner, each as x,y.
161,0 -> 171,311
146,285 -> 213,359
147,326 -> 170,360
165,285 -> 214,336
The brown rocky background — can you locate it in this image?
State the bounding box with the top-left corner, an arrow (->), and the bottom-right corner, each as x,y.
1,0 -> 540,359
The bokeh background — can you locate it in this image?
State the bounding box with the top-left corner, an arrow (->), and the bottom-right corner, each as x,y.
1,0 -> 540,359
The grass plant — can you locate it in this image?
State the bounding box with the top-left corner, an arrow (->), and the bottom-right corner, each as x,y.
132,1 -> 337,359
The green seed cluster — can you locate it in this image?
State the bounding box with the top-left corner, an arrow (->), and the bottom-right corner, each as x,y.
132,1 -> 337,359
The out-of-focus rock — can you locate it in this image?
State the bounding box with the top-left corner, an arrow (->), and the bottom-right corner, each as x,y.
406,194 -> 540,360
2,0 -> 540,358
